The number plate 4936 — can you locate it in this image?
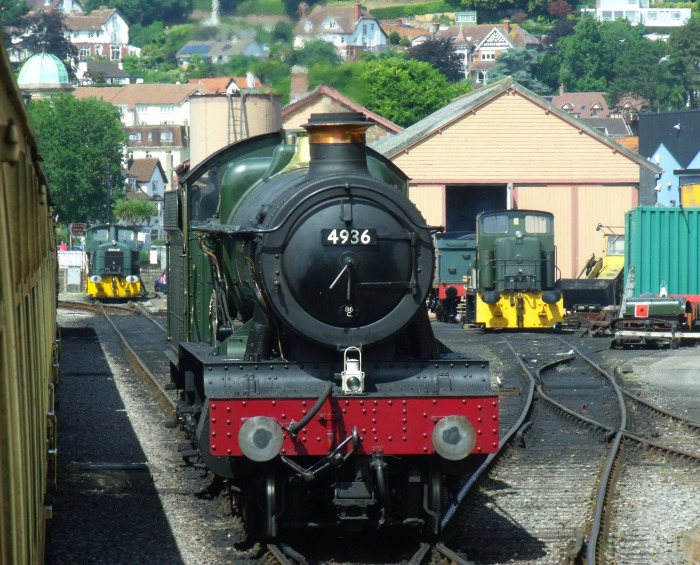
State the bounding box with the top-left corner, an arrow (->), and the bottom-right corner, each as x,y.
322,228 -> 377,246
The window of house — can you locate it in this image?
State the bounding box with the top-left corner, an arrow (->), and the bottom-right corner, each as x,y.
110,45 -> 121,60
363,24 -> 367,35
160,105 -> 175,113
481,51 -> 495,60
95,44 -> 103,56
148,132 -> 153,141
647,11 -> 657,19
601,10 -> 613,19
161,131 -> 174,142
129,132 -> 141,142
136,104 -> 148,113
80,46 -> 90,58
672,10 -> 681,19
590,104 -> 601,116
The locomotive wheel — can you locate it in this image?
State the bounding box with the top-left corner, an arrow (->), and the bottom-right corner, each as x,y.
264,471 -> 281,540
426,460 -> 444,539
242,470 -> 282,541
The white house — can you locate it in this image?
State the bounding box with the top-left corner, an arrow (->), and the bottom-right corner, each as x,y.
64,7 -> 140,61
294,2 -> 387,61
583,0 -> 691,27
25,0 -> 83,14
73,83 -> 207,127
74,83 -> 207,197
126,158 -> 168,241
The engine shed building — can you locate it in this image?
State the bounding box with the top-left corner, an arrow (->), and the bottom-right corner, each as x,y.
371,78 -> 662,278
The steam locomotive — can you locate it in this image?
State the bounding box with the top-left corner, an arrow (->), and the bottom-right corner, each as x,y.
85,224 -> 144,299
163,113 -> 499,541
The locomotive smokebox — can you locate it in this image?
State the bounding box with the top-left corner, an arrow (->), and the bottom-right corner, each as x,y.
303,112 -> 373,178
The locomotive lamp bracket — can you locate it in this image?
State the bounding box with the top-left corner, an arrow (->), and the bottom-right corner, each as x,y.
341,346 -> 365,394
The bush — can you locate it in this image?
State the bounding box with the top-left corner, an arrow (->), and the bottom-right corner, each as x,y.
369,2 -> 454,20
236,0 -> 286,15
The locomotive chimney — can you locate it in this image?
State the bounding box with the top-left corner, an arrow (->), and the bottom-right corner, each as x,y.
302,112 -> 373,177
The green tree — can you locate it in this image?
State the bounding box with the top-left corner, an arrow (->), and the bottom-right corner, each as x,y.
668,14 -> 700,108
360,55 -> 472,128
288,40 -> 341,68
488,48 -> 551,95
0,0 -> 29,22
405,39 -> 465,82
557,17 -> 608,92
556,18 -> 647,93
0,0 -> 29,43
113,199 -> 157,224
27,94 -> 127,224
18,10 -> 77,62
607,32 -> 682,112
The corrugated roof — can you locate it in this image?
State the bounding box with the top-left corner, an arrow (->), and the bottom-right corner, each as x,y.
370,78 -> 661,174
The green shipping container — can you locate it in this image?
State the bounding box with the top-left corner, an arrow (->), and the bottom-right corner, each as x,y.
625,206 -> 700,296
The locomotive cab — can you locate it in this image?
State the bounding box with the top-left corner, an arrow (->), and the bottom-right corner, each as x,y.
475,210 -> 563,329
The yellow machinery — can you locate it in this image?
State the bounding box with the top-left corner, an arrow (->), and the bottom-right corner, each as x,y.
560,224 -> 624,312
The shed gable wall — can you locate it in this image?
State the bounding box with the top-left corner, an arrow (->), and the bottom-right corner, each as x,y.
391,93 -> 641,183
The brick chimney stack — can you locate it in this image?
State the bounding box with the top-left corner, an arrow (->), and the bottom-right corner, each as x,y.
504,18 -> 511,33
355,2 -> 362,21
290,66 -> 309,103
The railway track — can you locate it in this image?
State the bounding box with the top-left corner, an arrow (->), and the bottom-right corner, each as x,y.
442,330 -> 700,564
55,304 -> 700,563
57,301 -> 493,564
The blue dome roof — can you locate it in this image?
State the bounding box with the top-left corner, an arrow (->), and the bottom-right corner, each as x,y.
18,53 -> 70,88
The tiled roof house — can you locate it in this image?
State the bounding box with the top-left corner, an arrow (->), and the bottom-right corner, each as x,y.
435,19 -> 541,83
64,7 -> 140,61
294,2 -> 387,61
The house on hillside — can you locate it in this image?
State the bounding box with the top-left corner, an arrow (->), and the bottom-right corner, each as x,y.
435,19 -> 541,83
283,82 -> 402,144
582,0 -> 690,27
74,83 -> 207,187
126,158 -> 168,241
379,20 -> 433,48
188,74 -> 265,94
64,7 -> 140,61
26,0 -> 82,13
548,90 -> 649,135
75,60 -> 135,85
176,38 -> 268,66
294,2 -> 387,61
73,83 -> 207,127
126,125 -> 188,189
370,78 -> 662,278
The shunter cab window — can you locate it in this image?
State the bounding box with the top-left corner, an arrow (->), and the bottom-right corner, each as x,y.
91,228 -> 110,242
524,214 -> 551,234
117,228 -> 136,243
481,214 -> 510,233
